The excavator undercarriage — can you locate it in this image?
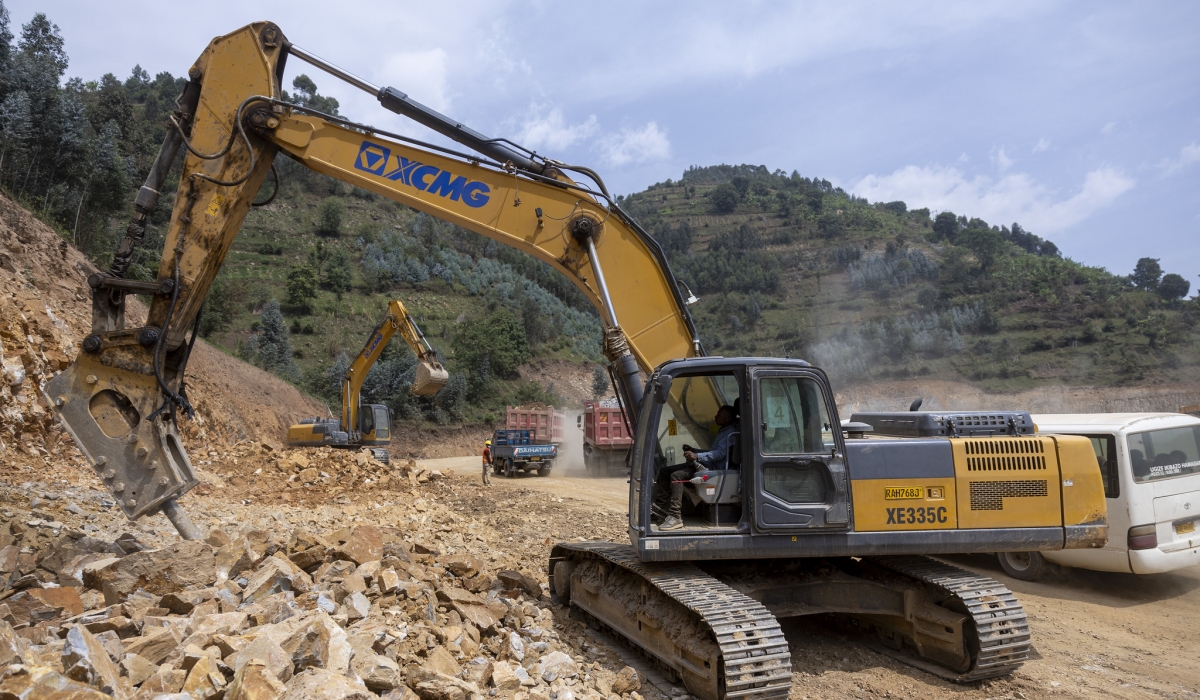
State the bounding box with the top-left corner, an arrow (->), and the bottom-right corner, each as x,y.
551,543 -> 1030,700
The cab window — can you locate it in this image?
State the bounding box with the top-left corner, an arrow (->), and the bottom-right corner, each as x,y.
361,409 -> 375,435
374,406 -> 391,435
758,376 -> 833,504
759,377 -> 832,454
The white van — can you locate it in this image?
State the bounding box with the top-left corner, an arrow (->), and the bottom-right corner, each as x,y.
994,413 -> 1200,581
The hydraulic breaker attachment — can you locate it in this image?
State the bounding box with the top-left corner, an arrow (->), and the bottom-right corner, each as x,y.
44,352 -> 202,537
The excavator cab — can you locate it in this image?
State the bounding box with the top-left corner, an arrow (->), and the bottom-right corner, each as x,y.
359,404 -> 393,446
635,358 -> 852,548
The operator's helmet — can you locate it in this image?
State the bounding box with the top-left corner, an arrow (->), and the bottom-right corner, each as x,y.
485,440 -> 491,446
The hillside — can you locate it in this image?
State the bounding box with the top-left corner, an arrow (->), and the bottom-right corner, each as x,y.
0,188 -> 326,457
622,164 -> 1200,391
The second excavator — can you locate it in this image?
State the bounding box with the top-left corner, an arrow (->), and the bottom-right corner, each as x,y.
43,22 -> 1109,699
286,298 -> 448,461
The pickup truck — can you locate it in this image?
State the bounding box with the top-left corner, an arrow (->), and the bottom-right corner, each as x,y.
490,430 -> 557,478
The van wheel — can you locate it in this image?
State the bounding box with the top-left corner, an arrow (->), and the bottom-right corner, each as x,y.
537,467 -> 551,477
997,551 -> 1047,581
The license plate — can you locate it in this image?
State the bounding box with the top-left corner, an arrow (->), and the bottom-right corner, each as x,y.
529,457 -> 541,462
1175,520 -> 1196,535
885,487 -> 924,500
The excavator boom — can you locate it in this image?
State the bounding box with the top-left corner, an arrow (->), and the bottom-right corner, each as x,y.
44,21 -> 701,534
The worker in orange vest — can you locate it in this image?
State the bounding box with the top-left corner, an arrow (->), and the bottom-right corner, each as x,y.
482,439 -> 493,486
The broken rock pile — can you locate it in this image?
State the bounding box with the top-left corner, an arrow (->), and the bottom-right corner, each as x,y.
196,445 -> 447,505
0,519 -> 643,700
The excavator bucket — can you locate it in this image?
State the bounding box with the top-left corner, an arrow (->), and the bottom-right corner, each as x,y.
412,361 -> 450,396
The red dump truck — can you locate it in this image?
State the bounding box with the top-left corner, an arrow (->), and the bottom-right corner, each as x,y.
505,406 -> 564,444
581,400 -> 633,474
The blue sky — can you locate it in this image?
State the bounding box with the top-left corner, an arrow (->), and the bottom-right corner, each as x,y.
8,1 -> 1199,280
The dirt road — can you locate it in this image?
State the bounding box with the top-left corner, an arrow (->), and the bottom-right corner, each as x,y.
418,456 -> 630,513
428,462 -> 1200,699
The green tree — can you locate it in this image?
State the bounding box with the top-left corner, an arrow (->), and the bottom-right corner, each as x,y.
453,309 -> 529,397
961,226 -> 1006,273
591,364 -> 609,399
199,277 -> 241,337
1137,311 -> 1171,350
817,212 -> 844,240
730,176 -> 750,199
286,263 -> 318,310
1132,257 -> 1162,290
932,211 -> 959,242
0,2 -> 13,71
89,73 -> 133,137
288,74 -> 340,116
16,12 -> 67,77
1159,273 -> 1190,301
317,198 -> 342,236
307,239 -> 330,279
521,295 -> 545,346
708,183 -> 739,214
325,247 -> 352,297
244,300 -> 300,379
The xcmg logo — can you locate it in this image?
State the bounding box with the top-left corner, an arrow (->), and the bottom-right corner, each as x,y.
354,141 -> 490,208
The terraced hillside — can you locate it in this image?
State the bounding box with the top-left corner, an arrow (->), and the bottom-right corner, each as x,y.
623,164 -> 1199,390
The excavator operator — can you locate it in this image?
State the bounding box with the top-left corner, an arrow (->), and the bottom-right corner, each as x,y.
660,404 -> 738,531
482,439 -> 493,487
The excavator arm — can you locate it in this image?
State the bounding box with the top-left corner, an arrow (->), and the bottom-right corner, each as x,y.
43,21 -> 704,537
341,299 -> 448,436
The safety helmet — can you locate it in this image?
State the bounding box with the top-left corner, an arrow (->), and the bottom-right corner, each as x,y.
485,440 -> 491,446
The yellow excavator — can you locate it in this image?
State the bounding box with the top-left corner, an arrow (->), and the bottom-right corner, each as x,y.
285,299 -> 447,461
44,22 -> 1109,698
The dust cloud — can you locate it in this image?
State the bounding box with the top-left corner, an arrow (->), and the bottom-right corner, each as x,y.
556,408 -> 587,475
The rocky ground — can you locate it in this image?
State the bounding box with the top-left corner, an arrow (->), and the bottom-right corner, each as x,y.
0,456 -> 650,700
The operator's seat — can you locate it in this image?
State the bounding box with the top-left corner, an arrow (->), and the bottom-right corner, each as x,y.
689,432 -> 742,525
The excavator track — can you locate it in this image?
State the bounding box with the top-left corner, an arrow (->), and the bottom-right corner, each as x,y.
870,555 -> 1031,681
551,544 -> 1031,697
551,542 -> 793,700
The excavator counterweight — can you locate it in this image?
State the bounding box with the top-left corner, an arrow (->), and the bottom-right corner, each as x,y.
43,22 -> 1109,696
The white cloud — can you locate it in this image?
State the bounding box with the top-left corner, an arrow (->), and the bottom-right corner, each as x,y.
958,152 -> 970,163
991,147 -> 1014,171
851,164 -> 1135,234
382,49 -> 452,112
1159,142 -> 1200,176
599,122 -> 670,166
1032,137 -> 1051,153
518,108 -> 599,152
1101,121 -> 1117,134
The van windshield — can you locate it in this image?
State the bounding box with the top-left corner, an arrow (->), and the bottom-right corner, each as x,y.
1128,425 -> 1200,483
